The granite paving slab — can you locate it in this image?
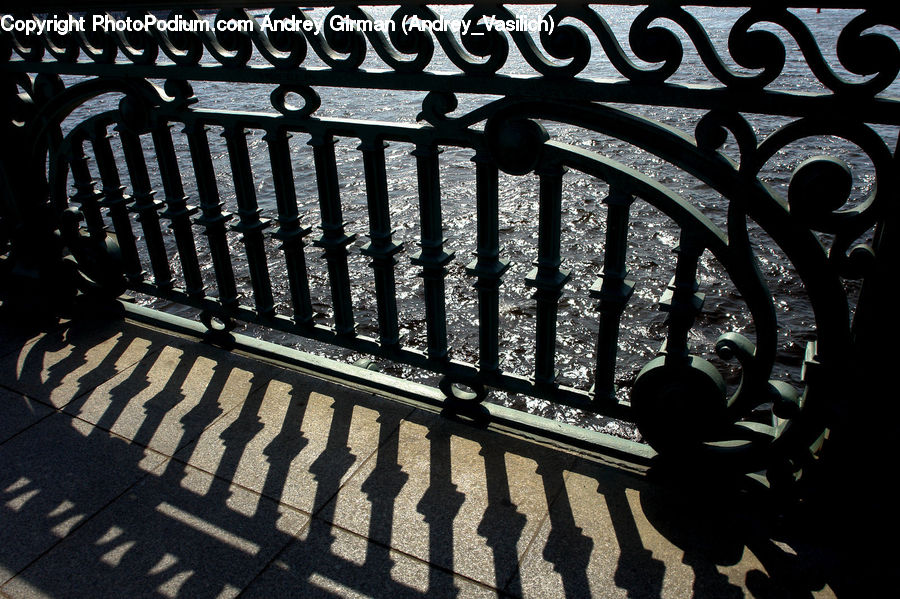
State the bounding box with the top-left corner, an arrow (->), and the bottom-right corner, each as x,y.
0,317 -> 158,409
61,334 -> 280,458
243,520 -> 502,598
321,408 -> 578,592
0,315 -> 62,362
0,388 -> 52,444
0,413 -> 167,586
1,461 -> 309,599
173,367 -> 415,515
509,457 -> 838,598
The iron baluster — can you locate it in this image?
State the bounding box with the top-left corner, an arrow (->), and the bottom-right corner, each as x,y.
221,124 -> 275,318
411,142 -> 453,362
150,120 -> 204,300
660,230 -> 706,362
183,119 -> 238,311
67,133 -> 106,238
466,148 -> 510,374
589,188 -> 636,404
88,121 -> 143,282
264,126 -> 314,325
117,120 -> 173,290
359,135 -> 402,348
309,131 -> 356,335
526,162 -> 571,385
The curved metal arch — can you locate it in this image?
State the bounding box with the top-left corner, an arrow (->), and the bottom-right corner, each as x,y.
481,98 -> 852,365
24,76 -> 170,181
478,100 -> 857,470
47,111 -> 119,212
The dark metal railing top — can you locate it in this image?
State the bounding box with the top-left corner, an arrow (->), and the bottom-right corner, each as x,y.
2,2 -> 897,485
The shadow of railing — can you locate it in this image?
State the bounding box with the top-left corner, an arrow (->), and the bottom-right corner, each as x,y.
0,310 -> 856,597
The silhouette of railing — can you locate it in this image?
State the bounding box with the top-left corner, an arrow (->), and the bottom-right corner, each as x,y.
1,1 -> 897,483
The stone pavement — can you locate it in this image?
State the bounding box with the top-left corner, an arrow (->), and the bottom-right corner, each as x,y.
0,310 -> 859,597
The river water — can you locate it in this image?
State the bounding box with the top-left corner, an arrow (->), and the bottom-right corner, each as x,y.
59,5 -> 898,439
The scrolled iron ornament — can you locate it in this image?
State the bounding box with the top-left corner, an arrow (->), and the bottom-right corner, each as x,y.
31,72 -> 65,106
626,5 -> 685,84
206,8 -> 254,68
114,10 -> 159,65
753,117 -> 890,263
726,9 -> 787,89
312,6 -> 368,71
428,5 -> 509,76
839,243 -> 876,280
44,15 -> 81,63
252,7 -> 308,69
78,12 -> 119,64
530,6 -> 591,78
59,207 -> 127,298
9,16 -> 44,62
788,156 -> 854,229
417,91 -> 458,125
5,73 -> 36,126
154,9 -> 205,66
695,111 -> 758,169
376,5 -> 435,73
834,8 -> 900,96
161,79 -> 198,110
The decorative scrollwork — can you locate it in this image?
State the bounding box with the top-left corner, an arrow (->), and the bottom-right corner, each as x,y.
695,111 -> 758,169
44,20 -> 81,63
788,156 -> 853,229
206,8 -> 254,67
161,79 -> 197,110
378,5 -> 435,73
155,9 -> 205,66
313,6 -> 368,71
77,12 -> 118,64
431,5 -> 509,76
726,10 -> 787,89
3,6 -> 897,97
252,7 -> 308,69
417,91 -> 458,125
113,11 -> 159,65
835,9 -> 900,95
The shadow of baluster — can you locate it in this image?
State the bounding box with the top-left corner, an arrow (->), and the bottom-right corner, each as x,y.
603,487 -> 666,599
126,349 -> 194,451
193,379 -> 268,504
303,394 -> 358,549
417,426 -> 464,598
255,386 -> 312,523
535,464 -> 593,597
149,360 -> 242,477
360,412 -> 409,577
78,342 -> 158,436
13,319 -> 139,412
477,443 -> 527,597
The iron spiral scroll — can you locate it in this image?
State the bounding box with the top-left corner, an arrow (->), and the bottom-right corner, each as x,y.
2,2 -> 897,485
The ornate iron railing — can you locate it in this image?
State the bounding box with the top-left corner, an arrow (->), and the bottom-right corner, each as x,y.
1,1 -> 897,485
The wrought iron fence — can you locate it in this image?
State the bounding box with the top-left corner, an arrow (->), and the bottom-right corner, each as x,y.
1,1 -> 897,484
